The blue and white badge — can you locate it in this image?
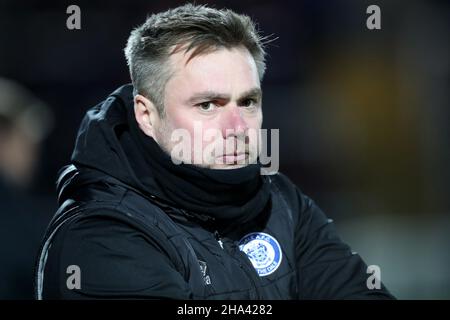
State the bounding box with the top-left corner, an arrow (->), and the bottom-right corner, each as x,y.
238,232 -> 282,277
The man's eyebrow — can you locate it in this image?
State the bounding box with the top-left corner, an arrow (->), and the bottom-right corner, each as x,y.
187,91 -> 230,104
187,87 -> 262,104
238,88 -> 262,101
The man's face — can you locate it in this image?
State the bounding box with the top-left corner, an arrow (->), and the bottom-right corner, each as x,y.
151,46 -> 263,169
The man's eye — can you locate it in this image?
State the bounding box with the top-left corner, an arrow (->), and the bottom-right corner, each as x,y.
241,98 -> 258,108
197,102 -> 216,112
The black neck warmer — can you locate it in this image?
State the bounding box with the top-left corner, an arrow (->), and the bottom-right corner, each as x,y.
123,115 -> 271,225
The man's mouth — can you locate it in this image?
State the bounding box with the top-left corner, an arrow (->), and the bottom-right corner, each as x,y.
219,152 -> 249,164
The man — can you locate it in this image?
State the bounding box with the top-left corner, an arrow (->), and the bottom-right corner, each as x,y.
36,4 -> 394,299
0,78 -> 53,298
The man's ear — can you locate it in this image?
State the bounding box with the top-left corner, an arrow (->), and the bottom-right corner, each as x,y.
134,94 -> 160,139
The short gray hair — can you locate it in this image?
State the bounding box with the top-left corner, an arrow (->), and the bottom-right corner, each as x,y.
124,3 -> 271,116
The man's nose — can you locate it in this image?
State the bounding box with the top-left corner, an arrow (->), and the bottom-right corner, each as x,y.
222,105 -> 248,138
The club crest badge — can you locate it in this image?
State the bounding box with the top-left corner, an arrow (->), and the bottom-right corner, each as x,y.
238,232 -> 282,277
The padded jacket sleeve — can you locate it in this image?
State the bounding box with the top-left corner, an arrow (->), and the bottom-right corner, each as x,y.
295,191 -> 395,299
43,214 -> 193,299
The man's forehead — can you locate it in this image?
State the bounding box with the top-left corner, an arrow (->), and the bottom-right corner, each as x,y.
165,45 -> 260,101
168,45 -> 257,76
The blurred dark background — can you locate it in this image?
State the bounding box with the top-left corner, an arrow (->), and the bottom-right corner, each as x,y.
0,0 -> 449,299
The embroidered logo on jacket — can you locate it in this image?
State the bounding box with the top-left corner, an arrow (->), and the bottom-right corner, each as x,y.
238,232 -> 282,277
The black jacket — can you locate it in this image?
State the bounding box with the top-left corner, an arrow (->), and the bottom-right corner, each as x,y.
35,85 -> 394,300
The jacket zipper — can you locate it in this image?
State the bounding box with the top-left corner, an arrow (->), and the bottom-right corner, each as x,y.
236,250 -> 262,299
213,230 -> 262,299
214,230 -> 224,249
